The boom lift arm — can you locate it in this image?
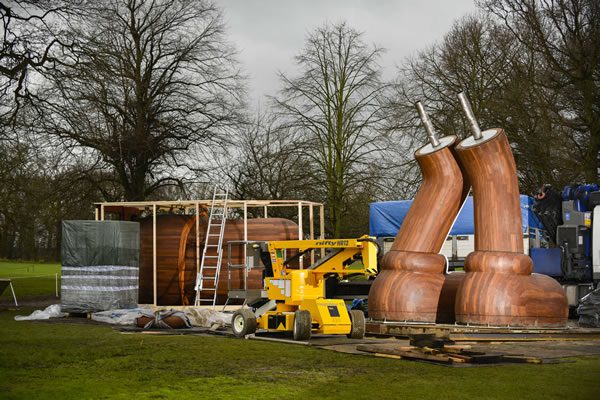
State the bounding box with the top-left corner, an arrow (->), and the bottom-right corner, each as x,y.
230,235 -> 378,340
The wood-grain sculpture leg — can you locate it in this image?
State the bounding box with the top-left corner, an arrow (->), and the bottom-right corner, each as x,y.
454,128 -> 568,327
369,136 -> 465,322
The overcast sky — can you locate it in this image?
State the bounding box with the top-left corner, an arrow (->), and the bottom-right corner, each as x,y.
220,0 -> 478,108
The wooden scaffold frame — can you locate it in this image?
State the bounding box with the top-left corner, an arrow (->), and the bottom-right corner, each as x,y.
94,199 -> 325,306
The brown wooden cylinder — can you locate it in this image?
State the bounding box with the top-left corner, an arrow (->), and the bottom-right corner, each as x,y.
392,136 -> 465,253
369,136 -> 467,322
456,129 -> 523,253
138,216 -> 298,305
454,128 -> 568,327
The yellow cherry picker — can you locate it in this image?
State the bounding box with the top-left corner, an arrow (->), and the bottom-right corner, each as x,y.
228,235 -> 378,340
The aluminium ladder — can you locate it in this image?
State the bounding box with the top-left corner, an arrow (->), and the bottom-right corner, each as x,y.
194,187 -> 229,306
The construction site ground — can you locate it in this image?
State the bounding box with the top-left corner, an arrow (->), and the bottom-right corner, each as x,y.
1,260 -> 599,399
2,305 -> 599,400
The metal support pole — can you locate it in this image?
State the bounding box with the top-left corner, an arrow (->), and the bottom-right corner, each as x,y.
55,273 -> 58,297
264,205 -> 268,218
415,101 -> 440,147
597,148 -> 600,181
9,281 -> 18,307
458,92 -> 482,140
152,204 -> 157,306
452,236 -> 458,261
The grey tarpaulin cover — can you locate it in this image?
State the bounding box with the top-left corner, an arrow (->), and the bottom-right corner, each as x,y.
577,287 -> 600,327
61,220 -> 140,313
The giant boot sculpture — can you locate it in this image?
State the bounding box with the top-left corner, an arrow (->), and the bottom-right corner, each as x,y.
454,93 -> 568,327
369,102 -> 468,322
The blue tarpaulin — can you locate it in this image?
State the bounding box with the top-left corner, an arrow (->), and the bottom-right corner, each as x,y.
369,195 -> 544,238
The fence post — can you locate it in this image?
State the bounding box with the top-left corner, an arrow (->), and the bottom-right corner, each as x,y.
55,273 -> 59,298
9,282 -> 18,307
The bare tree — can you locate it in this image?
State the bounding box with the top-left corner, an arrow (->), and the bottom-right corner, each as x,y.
481,0 -> 600,182
0,139 -> 103,259
0,1 -> 79,128
227,112 -> 314,203
35,0 -> 245,201
392,14 -> 582,193
273,22 -> 390,237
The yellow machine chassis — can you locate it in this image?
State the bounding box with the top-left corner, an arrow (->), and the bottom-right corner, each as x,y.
255,235 -> 377,336
257,299 -> 352,335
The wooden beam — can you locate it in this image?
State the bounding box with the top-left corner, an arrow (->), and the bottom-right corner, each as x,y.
195,202 -> 200,277
309,203 -> 314,264
319,204 -> 325,257
93,199 -> 323,208
298,203 -> 303,268
297,203 -> 303,239
243,201 -> 248,241
152,204 -> 157,306
243,201 -> 248,291
309,204 -> 314,240
356,344 -> 452,364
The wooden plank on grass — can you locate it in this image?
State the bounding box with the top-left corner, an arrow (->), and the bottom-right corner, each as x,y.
448,355 -> 468,363
374,353 -> 402,360
356,344 -> 452,364
443,344 -> 472,353
502,355 -> 543,364
446,353 -> 472,363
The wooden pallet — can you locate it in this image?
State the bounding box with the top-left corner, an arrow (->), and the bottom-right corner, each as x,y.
356,343 -> 542,365
366,321 -> 600,341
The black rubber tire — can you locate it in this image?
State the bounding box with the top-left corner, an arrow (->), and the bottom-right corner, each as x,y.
231,308 -> 257,338
347,309 -> 365,339
293,310 -> 312,341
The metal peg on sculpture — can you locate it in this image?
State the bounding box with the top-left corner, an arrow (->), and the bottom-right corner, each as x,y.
458,92 -> 482,140
415,101 -> 440,147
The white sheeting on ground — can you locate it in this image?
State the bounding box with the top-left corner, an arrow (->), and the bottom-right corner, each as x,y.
91,308 -> 150,325
14,304 -> 231,328
91,307 -> 231,328
14,304 -> 66,321
185,308 -> 231,327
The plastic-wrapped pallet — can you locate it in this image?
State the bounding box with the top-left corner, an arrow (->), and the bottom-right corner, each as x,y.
578,288 -> 600,327
61,220 -> 140,313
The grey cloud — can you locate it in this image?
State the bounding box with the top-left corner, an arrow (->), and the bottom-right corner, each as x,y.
220,0 -> 477,107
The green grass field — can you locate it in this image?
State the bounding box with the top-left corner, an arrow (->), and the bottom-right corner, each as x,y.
1,310 -> 599,400
1,260 -> 599,399
0,260 -> 60,301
